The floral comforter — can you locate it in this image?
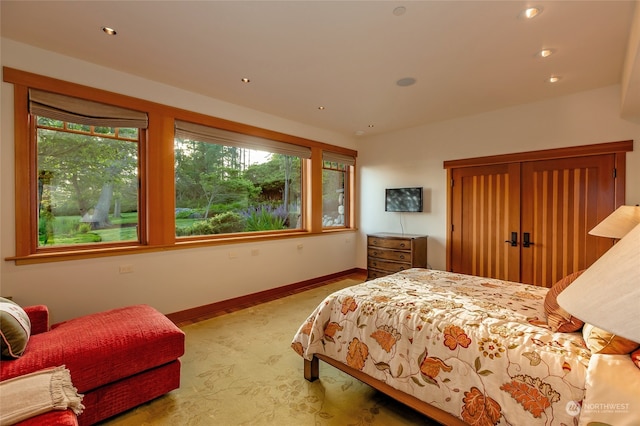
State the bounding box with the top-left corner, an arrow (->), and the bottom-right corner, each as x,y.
291,269 -> 592,425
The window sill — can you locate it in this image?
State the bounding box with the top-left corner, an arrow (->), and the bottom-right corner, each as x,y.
6,228 -> 357,265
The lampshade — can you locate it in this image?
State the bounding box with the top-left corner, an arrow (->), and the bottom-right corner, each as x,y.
588,205 -> 640,239
557,222 -> 640,342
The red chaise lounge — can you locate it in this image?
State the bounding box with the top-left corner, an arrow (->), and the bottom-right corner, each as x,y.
1,304 -> 185,425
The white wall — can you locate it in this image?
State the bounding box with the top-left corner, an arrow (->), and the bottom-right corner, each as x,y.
357,85 -> 640,271
1,39 -> 358,323
4,39 -> 640,323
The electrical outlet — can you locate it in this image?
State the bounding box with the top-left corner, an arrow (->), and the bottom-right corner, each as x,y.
297,243 -> 304,250
119,265 -> 134,274
228,252 -> 238,259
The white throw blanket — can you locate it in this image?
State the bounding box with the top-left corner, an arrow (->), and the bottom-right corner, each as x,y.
0,365 -> 84,425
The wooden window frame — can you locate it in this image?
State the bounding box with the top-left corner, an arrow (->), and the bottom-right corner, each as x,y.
321,160 -> 352,229
4,67 -> 357,264
34,118 -> 147,252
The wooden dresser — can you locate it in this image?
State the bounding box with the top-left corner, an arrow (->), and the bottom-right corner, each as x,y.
367,233 -> 428,280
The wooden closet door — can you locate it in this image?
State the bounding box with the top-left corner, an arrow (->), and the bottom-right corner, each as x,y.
520,155 -> 616,286
446,141 -> 630,287
450,163 -> 521,282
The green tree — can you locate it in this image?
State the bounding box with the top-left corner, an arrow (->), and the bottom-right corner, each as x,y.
175,139 -> 303,233
37,124 -> 138,228
176,139 -> 232,208
243,154 -> 301,209
175,139 -> 266,214
199,167 -> 259,218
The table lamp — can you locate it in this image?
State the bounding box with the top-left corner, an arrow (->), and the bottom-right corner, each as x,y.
557,206 -> 640,342
588,205 -> 640,239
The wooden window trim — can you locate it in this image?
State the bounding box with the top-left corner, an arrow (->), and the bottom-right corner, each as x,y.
34,120 -> 146,254
321,163 -> 353,229
4,67 -> 357,264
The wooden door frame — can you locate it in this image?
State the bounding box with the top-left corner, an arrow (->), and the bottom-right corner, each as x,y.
444,140 -> 633,272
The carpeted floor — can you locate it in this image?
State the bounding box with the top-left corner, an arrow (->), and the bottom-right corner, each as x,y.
99,276 -> 439,425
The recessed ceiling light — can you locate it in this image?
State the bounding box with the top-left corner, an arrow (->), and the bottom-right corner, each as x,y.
102,27 -> 117,36
537,48 -> 554,58
241,78 -> 251,83
520,7 -> 542,19
547,75 -> 562,83
318,106 -> 325,110
368,124 -> 375,128
396,77 -> 416,87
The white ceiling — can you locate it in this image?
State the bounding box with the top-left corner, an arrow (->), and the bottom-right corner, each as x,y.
2,1 -> 639,137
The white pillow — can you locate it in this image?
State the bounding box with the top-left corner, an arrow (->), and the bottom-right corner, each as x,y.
578,354 -> 640,426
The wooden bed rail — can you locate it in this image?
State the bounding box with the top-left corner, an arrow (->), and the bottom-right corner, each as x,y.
304,355 -> 468,426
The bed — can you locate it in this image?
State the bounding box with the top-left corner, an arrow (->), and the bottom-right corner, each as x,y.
291,268 -> 640,425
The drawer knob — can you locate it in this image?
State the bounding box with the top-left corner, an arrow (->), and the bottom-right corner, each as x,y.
399,254 -> 405,259
400,243 -> 406,247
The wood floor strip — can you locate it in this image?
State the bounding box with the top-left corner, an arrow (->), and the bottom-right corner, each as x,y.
167,268 -> 367,327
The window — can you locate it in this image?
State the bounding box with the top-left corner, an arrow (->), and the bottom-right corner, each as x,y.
29,89 -> 147,250
174,121 -> 308,237
322,151 -> 355,228
37,119 -> 140,247
5,68 -> 356,263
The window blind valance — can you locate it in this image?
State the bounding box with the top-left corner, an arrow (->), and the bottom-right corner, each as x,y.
175,120 -> 312,159
29,89 -> 148,129
323,151 -> 356,166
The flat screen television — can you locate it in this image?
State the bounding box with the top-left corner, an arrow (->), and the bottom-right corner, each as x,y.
385,187 -> 423,212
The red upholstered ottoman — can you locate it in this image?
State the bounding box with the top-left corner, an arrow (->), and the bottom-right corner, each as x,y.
1,305 -> 185,426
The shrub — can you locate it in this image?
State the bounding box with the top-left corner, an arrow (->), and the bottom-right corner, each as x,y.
210,212 -> 245,234
241,205 -> 287,231
77,223 -> 92,234
175,208 -> 196,219
207,202 -> 246,218
175,211 -> 245,236
175,226 -> 191,237
187,220 -> 215,236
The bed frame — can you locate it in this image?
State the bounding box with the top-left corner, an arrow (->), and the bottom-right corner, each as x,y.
304,355 -> 467,425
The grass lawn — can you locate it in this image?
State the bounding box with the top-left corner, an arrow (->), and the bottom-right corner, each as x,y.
40,212 -> 201,246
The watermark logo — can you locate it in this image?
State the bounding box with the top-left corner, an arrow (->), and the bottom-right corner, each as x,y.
566,400 -> 581,417
582,402 -> 630,415
567,400 -> 632,417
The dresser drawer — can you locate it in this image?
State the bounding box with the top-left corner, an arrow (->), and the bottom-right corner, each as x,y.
366,233 -> 428,281
367,258 -> 411,273
367,247 -> 411,262
367,236 -> 412,251
367,268 -> 391,280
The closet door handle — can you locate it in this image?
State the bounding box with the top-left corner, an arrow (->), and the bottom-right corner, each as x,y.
504,232 -> 518,247
523,232 -> 533,248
